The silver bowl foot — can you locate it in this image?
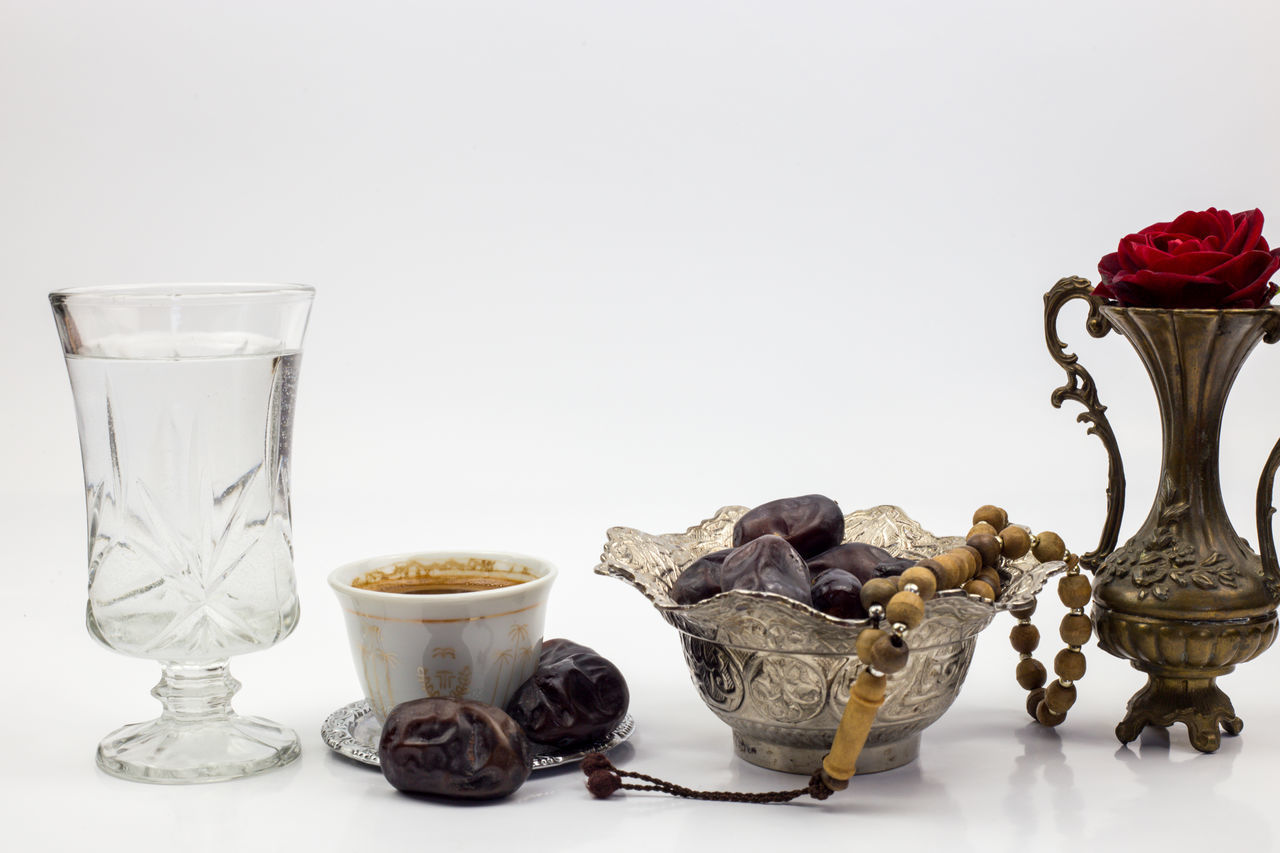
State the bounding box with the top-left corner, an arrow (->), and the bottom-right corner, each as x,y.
732,731 -> 920,775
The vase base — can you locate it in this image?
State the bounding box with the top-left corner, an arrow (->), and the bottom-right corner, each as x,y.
1093,605 -> 1276,752
1114,671 -> 1243,753
96,714 -> 300,784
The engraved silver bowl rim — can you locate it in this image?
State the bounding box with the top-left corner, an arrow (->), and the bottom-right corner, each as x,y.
595,504 -> 1064,653
595,504 -> 1064,774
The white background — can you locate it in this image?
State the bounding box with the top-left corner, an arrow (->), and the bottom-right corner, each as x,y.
3,1 -> 1280,850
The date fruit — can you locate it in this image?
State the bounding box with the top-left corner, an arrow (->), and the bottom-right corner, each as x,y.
506,638 -> 630,748
808,543 -> 913,584
811,568 -> 866,619
671,548 -> 731,604
378,697 -> 532,800
872,557 -> 914,578
807,542 -> 893,584
720,534 -> 812,604
732,494 -> 844,558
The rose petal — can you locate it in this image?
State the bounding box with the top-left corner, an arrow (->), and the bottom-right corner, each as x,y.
1212,208 -> 1236,238
1118,238 -> 1160,272
1098,252 -> 1123,285
1202,250 -> 1280,290
1223,279 -> 1278,309
1108,270 -> 1234,308
1223,208 -> 1265,255
1241,281 -> 1280,308
1141,248 -> 1235,276
1168,239 -> 1212,255
1122,241 -> 1173,267
1166,209 -> 1225,240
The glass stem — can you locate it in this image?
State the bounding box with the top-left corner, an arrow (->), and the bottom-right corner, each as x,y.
153,661 -> 240,723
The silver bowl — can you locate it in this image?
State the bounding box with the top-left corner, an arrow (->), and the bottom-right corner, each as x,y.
596,504 -> 1063,774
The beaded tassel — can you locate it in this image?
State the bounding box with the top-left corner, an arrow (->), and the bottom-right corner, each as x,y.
998,511 -> 1089,727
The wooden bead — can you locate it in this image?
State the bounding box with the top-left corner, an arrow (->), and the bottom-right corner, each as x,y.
860,577 -> 899,611
915,559 -> 949,589
1058,573 -> 1092,609
867,631 -> 909,674
1026,687 -> 1046,720
1009,623 -> 1040,654
999,525 -> 1032,560
960,546 -> 984,580
1059,613 -> 1092,647
1065,552 -> 1081,570
928,553 -> 967,590
1032,531 -> 1067,563
1015,657 -> 1047,690
887,590 -> 926,630
1044,680 -> 1077,714
968,521 -> 997,540
976,567 -> 1002,597
973,505 -> 1009,530
856,628 -> 886,666
898,566 -> 937,600
966,533 -> 1002,568
1035,700 -> 1067,727
963,579 -> 995,602
946,547 -> 979,580
1010,599 -> 1037,620
1054,648 -> 1087,681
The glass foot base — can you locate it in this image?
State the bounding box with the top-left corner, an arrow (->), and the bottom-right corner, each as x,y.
96,714 -> 300,784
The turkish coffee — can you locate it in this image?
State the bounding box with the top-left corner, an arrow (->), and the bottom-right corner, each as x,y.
353,574 -> 528,595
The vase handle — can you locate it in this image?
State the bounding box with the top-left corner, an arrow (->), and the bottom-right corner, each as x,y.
1254,314 -> 1280,586
1044,276 -> 1125,572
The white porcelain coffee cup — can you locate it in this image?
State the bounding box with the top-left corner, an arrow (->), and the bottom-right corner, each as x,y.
328,551 -> 557,723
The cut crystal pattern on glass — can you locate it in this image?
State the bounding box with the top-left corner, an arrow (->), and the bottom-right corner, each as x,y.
52,284 -> 313,783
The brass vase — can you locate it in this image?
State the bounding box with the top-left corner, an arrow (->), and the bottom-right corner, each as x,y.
1045,276 -> 1280,752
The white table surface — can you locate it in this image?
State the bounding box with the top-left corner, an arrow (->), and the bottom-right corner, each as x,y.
4,2 -> 1280,850
8,488 -> 1280,853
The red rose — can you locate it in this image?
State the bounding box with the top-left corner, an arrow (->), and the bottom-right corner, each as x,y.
1094,207 -> 1280,309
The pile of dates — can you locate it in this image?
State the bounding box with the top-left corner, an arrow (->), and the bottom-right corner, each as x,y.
672,494 -> 912,620
378,639 -> 629,801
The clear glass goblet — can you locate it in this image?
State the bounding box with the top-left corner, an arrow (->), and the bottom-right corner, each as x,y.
50,284 -> 314,783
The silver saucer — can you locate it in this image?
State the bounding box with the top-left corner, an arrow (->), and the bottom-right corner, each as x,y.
321,699 -> 635,771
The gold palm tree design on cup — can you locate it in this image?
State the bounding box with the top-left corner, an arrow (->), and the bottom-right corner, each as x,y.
358,623 -> 397,719
510,623 -> 530,647
490,623 -> 536,704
